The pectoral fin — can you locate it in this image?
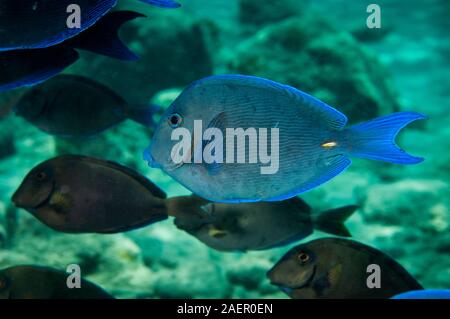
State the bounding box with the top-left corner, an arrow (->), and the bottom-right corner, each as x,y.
208,225 -> 228,238
49,191 -> 71,215
327,263 -> 343,286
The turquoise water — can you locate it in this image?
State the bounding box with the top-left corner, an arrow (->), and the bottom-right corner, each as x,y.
0,0 -> 448,298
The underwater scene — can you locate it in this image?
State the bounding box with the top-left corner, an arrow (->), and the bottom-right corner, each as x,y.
0,0 -> 449,300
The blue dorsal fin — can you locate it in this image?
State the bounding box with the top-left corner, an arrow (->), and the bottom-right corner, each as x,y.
196,74 -> 348,130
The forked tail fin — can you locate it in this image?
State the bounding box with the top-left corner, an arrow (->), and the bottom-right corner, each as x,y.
342,112 -> 426,164
67,11 -> 145,61
313,205 -> 358,237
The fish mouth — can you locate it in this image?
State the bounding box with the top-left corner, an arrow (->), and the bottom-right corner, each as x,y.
269,265 -> 317,291
12,181 -> 54,210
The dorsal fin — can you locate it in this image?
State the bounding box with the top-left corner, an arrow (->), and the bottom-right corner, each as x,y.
195,75 -> 348,130
288,196 -> 312,214
60,155 -> 166,199
329,238 -> 423,289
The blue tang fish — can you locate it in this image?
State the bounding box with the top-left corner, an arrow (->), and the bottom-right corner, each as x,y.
0,0 -> 180,52
0,11 -> 143,92
145,75 -> 426,203
391,290 -> 450,299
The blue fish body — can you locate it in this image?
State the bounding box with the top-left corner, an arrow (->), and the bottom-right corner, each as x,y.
146,75 -> 426,203
391,290 -> 450,299
0,0 -> 179,52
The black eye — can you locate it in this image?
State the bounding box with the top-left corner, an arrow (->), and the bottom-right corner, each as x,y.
36,172 -> 47,181
297,252 -> 310,264
168,113 -> 183,128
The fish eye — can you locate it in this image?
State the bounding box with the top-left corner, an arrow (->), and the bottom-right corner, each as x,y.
297,252 -> 310,264
168,113 -> 183,128
36,172 -> 47,181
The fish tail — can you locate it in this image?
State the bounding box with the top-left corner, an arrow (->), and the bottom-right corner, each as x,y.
341,112 -> 426,164
126,104 -> 161,127
313,205 -> 358,237
67,11 -> 145,61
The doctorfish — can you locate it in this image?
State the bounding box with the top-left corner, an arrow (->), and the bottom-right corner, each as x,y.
166,195 -> 358,251
145,74 -> 426,203
0,265 -> 113,299
0,10 -> 144,92
267,238 -> 423,299
0,0 -> 180,52
13,75 -> 159,138
11,155 -> 168,234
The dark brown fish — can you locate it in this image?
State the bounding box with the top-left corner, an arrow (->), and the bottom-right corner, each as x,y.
11,155 -> 168,233
13,74 -> 159,138
267,238 -> 423,299
0,265 -> 113,299
166,195 -> 357,251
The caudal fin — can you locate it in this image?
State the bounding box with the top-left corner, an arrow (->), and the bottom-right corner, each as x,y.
126,104 -> 161,127
66,11 -> 145,61
342,112 -> 426,164
313,205 -> 358,237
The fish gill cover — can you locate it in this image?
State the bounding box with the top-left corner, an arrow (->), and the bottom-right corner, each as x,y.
0,0 -> 448,300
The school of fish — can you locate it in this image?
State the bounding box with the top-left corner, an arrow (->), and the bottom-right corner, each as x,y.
1,0 -> 447,301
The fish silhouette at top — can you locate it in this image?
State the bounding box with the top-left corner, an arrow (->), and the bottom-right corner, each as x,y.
11,155 -> 168,234
0,10 -> 145,92
167,194 -> 357,251
0,265 -> 113,299
0,0 -> 180,52
13,75 -> 159,138
267,238 -> 423,299
146,75 -> 426,203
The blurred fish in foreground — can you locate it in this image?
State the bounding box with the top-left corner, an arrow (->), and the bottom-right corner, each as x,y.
267,238 -> 423,299
0,11 -> 144,92
0,265 -> 113,299
146,74 -> 426,203
0,0 -> 179,52
167,195 -> 357,251
13,75 -> 159,138
12,155 -> 168,233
